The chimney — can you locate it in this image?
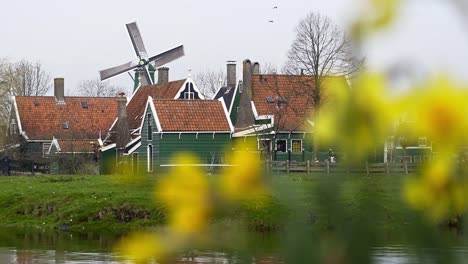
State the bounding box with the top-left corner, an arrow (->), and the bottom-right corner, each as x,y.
54,78 -> 65,103
157,67 -> 169,84
253,62 -> 260,75
116,92 -> 130,151
226,61 -> 236,87
234,59 -> 255,128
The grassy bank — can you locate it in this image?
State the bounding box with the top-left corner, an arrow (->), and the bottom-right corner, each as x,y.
0,173 -> 416,235
0,175 -> 164,232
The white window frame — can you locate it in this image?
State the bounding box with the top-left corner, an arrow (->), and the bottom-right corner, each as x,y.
147,113 -> 153,141
43,143 -> 51,158
258,139 -> 271,152
147,144 -> 153,172
184,91 -> 194,99
275,139 -> 287,152
291,139 -> 302,153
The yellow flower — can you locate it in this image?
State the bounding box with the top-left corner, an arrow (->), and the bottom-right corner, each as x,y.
404,159 -> 468,221
352,0 -> 400,40
316,72 -> 397,162
115,232 -> 167,264
155,153 -> 211,235
220,141 -> 267,201
405,77 -> 468,152
169,205 -> 210,235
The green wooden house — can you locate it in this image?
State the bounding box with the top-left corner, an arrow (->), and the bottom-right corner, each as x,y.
126,97 -> 233,173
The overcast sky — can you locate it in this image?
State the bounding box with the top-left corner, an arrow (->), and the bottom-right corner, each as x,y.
1,0 -> 468,95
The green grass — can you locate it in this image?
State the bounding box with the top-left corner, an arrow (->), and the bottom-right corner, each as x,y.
0,173 -> 423,238
0,175 -> 164,232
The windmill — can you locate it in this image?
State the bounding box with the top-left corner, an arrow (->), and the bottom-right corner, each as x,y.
99,22 -> 185,91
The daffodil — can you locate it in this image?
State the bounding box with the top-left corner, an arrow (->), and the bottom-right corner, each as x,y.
316,72 -> 397,162
404,159 -> 468,221
220,141 -> 267,201
115,232 -> 167,264
404,77 -> 468,153
155,153 -> 211,235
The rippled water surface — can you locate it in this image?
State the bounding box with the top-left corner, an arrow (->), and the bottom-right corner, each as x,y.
0,228 -> 466,263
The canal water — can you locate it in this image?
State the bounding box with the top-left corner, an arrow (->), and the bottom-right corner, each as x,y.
0,228 -> 466,263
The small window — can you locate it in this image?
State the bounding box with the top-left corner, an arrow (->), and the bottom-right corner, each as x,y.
62,122 -> 69,129
418,137 -> 427,147
276,139 -> 287,152
147,114 -> 153,141
43,143 -> 51,157
278,96 -> 286,103
184,92 -> 194,99
147,145 -> 153,172
34,101 -> 40,106
266,96 -> 274,103
259,139 -> 271,152
238,82 -> 243,93
81,101 -> 88,108
291,140 -> 302,153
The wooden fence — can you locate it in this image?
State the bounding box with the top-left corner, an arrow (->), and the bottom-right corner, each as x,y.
0,157 -> 49,176
266,160 -> 421,175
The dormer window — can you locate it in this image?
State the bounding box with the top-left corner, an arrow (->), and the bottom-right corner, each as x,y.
62,122 -> 69,129
184,92 -> 194,99
179,82 -> 198,100
266,96 -> 274,103
81,101 -> 88,108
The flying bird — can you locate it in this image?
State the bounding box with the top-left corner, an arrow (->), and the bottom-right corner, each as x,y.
273,6 -> 278,9
269,20 -> 274,23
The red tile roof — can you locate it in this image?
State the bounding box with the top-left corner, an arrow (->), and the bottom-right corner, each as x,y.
251,75 -> 347,131
126,80 -> 186,130
153,99 -> 232,132
15,96 -> 119,140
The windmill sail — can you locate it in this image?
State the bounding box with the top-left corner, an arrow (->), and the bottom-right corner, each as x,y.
149,45 -> 185,68
100,61 -> 138,81
99,21 -> 185,87
126,22 -> 147,59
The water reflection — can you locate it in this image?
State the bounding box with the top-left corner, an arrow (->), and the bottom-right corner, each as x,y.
0,228 -> 467,263
1,246 -> 468,264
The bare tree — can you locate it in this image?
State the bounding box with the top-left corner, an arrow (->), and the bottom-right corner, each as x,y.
77,78 -> 125,97
3,60 -> 51,96
260,62 -> 280,74
0,59 -> 51,146
283,12 -> 363,160
193,69 -> 226,98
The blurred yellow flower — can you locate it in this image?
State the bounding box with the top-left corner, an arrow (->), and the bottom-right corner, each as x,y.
115,232 -> 166,264
352,0 -> 400,39
170,205 -> 210,235
155,153 -> 211,235
404,159 -> 468,221
404,77 -> 468,152
316,72 -> 397,162
220,141 -> 267,201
